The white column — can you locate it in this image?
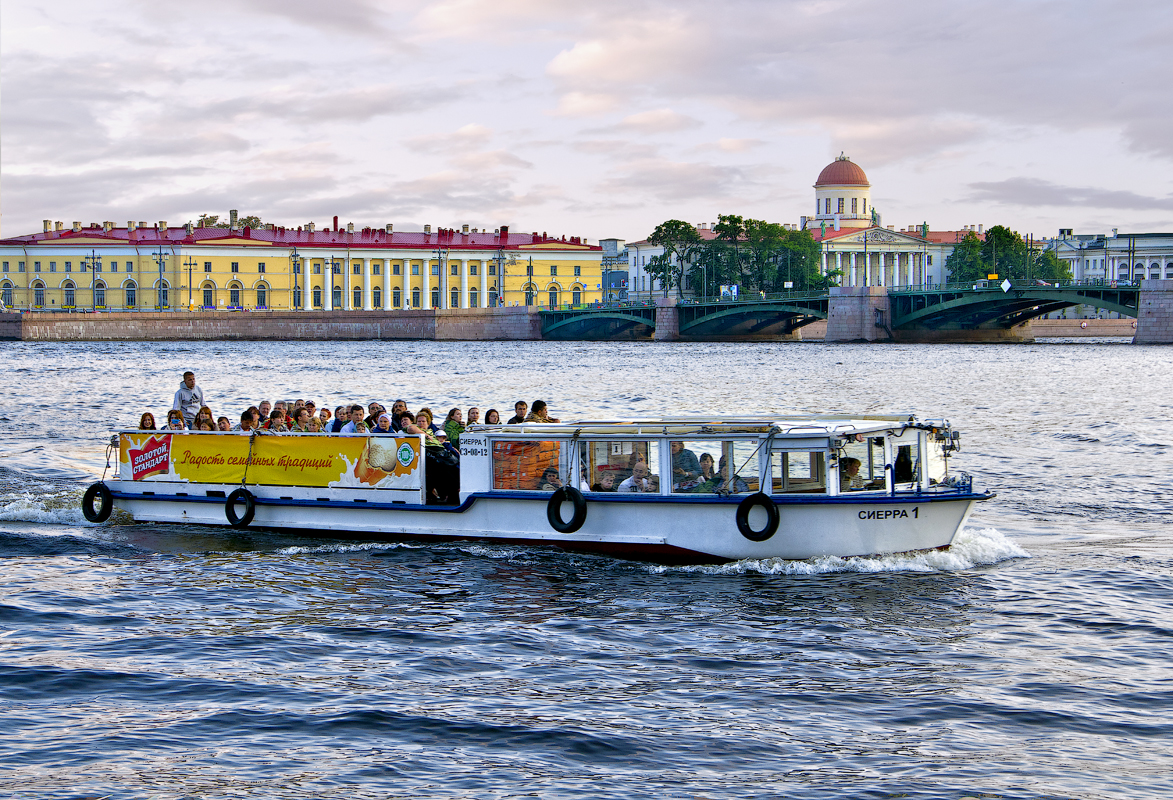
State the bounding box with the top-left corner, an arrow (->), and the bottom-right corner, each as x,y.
343,258 -> 352,310
834,251 -> 842,284
324,260 -> 333,311
460,259 -> 469,308
480,259 -> 488,308
362,258 -> 372,310
878,253 -> 885,287
382,259 -> 391,310
849,252 -> 857,287
303,260 -> 312,310
402,259 -> 410,309
820,250 -> 827,276
423,261 -> 432,309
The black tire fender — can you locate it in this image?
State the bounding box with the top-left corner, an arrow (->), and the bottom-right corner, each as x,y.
547,486 -> 587,534
225,488 -> 256,528
82,482 -> 113,523
736,492 -> 779,542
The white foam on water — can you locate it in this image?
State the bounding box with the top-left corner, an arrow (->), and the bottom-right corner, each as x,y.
275,541 -> 423,555
0,492 -> 97,527
650,527 -> 1031,575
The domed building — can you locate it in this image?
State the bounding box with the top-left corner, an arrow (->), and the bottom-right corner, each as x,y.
812,154 -> 872,230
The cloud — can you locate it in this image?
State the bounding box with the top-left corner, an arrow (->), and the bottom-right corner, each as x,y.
405,123 -> 494,154
596,109 -> 703,134
596,159 -> 757,202
967,178 -> 1173,211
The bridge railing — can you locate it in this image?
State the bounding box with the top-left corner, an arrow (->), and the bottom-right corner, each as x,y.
890,278 -> 1142,293
677,290 -> 828,305
544,301 -> 657,312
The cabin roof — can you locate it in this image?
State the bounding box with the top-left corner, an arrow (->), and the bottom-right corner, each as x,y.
466,415 -> 924,438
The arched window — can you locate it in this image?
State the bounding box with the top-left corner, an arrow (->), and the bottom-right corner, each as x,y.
393,287 -> 401,308
412,288 -> 420,308
1119,264 -> 1130,279
94,281 -> 106,307
353,286 -> 362,308
469,287 -> 479,308
228,282 -> 241,308
549,287 -> 559,308
122,281 -> 134,308
63,281 -> 76,308
1,281 -> 12,307
156,281 -> 170,309
202,283 -> 215,309
572,287 -> 581,305
256,283 -> 268,309
524,283 -> 535,306
451,288 -> 460,308
32,281 -> 45,308
313,286 -> 322,307
1151,263 -> 1161,280
332,286 -> 342,308
1166,264 -> 1173,279
293,286 -> 302,308
488,286 -> 498,307
431,286 -> 440,307
373,287 -> 381,308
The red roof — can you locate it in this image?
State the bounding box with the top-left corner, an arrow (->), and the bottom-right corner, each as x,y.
815,157 -> 869,187
0,225 -> 602,251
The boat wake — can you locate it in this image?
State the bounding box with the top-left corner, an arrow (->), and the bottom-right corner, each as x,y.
651,526 -> 1030,575
0,490 -> 97,527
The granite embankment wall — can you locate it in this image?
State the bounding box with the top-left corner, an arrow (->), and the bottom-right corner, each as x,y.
12,308 -> 543,342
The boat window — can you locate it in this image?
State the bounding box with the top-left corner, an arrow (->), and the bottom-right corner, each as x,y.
890,429 -> 920,487
839,436 -> 886,491
667,440 -> 712,492
769,451 -> 827,494
582,440 -> 661,493
492,440 -> 561,491
674,440 -> 759,495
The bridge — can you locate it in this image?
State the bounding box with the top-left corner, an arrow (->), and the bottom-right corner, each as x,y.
540,292 -> 829,340
888,281 -> 1139,332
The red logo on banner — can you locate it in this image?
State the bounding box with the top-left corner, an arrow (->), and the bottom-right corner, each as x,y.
129,435 -> 172,481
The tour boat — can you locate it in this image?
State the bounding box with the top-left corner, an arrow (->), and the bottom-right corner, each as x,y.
82,415 -> 992,564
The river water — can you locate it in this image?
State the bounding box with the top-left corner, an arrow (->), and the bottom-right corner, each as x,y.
1,338 -> 1170,799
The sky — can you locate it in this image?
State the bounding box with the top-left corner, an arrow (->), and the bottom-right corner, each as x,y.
2,0 -> 1171,242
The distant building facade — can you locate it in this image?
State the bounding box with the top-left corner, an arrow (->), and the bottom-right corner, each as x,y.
0,219 -> 603,312
1047,229 -> 1173,283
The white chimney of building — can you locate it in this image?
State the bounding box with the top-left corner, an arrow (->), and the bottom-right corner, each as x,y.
158,221 -> 167,232
424,225 -> 431,234
346,222 -> 354,233
43,219 -> 52,233
128,221 -> 136,231
229,210 -> 238,229
103,221 -> 114,233
462,224 -> 469,234
72,221 -> 81,232
833,214 -> 841,231
307,222 -> 315,233
978,224 -> 984,234
385,223 -> 393,234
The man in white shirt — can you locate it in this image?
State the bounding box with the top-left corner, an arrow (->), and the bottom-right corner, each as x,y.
618,460 -> 651,493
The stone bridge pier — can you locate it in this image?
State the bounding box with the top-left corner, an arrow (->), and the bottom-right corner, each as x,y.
824,287 -> 892,342
1134,280 -> 1173,344
652,297 -> 680,341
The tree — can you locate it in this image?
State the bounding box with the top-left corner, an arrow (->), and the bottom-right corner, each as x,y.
1034,250 -> 1072,282
646,219 -> 703,298
945,231 -> 986,283
981,225 -> 1027,279
197,214 -> 220,228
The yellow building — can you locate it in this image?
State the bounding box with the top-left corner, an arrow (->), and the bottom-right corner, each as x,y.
0,219 -> 603,312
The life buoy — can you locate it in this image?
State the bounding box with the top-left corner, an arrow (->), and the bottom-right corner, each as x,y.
82,482 -> 113,523
225,488 -> 256,528
736,492 -> 779,542
547,486 -> 587,533
1080,321 -> 1088,329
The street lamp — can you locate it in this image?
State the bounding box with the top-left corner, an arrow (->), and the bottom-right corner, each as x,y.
432,242 -> 449,309
183,256 -> 197,309
152,245 -> 169,311
83,249 -> 102,311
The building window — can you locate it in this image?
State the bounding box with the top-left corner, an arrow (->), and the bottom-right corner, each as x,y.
257,285 -> 268,308
332,262 -> 341,275
33,282 -> 45,307
202,286 -> 214,308
412,288 -> 420,308
572,288 -> 581,305
447,263 -> 456,276
470,264 -> 478,276
2,283 -> 12,306
63,282 -> 75,307
373,263 -> 381,275
862,199 -> 867,214
574,266 -> 581,277
111,262 -> 118,272
392,263 -> 401,276
313,263 -> 321,274
551,265 -> 557,276
837,198 -> 844,213
525,285 -> 534,306
34,261 -> 41,273
549,288 -> 559,308
851,198 -> 858,214
488,264 -> 497,276
204,262 -> 212,273
1,262 -> 6,273
127,260 -> 133,273
231,262 -> 239,273
65,261 -> 72,273
373,287 -> 381,307
393,287 -> 402,307
353,263 -> 361,275
431,287 -> 441,307
258,262 -> 266,273
158,283 -> 170,309
353,287 -> 362,307
18,262 -> 26,273
293,287 -> 302,308
94,282 -> 106,307
313,287 -> 322,307
926,255 -> 933,266
431,263 -> 440,276
488,287 -> 498,307
451,288 -> 460,308
412,264 -> 420,276
123,283 -> 134,308
332,286 -> 342,307
229,285 -> 241,307
470,287 -> 479,308
50,261 -> 57,273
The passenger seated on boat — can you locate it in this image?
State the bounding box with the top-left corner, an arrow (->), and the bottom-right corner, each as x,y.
670,442 -> 701,489
507,401 -> 527,424
264,409 -> 289,432
389,400 -> 409,432
839,457 -> 865,490
306,416 -> 323,433
196,420 -> 216,431
234,409 -> 258,433
590,472 -> 616,492
258,400 -> 272,421
364,402 -> 385,430
165,410 -> 187,431
194,406 -> 215,430
400,414 -> 442,447
443,408 -> 465,446
523,400 -> 560,423
290,407 -> 313,432
331,406 -> 348,433
484,409 -> 501,425
370,413 -> 395,435
340,405 -> 368,434
216,416 -> 231,432
467,407 -> 480,426
539,467 -> 562,491
618,461 -> 651,492
139,412 -> 157,430
717,454 -> 750,493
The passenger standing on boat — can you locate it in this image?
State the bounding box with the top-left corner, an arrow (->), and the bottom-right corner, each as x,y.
171,371 -> 204,428
618,461 -> 651,492
467,407 -> 480,427
290,407 -> 313,432
524,400 -> 559,423
443,408 -> 465,447
364,402 -> 385,430
484,409 -> 501,425
258,400 -> 272,422
139,412 -> 157,430
371,413 -> 395,435
670,441 -> 701,487
331,406 -> 348,433
507,401 -> 527,424
340,405 -> 368,434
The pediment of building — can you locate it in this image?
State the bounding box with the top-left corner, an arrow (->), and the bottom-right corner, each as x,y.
831,228 -> 926,246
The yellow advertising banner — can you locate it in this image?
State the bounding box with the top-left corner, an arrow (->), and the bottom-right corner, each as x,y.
119,433 -> 422,489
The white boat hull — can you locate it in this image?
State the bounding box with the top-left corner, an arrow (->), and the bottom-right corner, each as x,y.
108,480 -> 984,563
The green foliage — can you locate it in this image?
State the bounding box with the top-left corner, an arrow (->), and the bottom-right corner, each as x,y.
945,231 -> 987,283
981,225 -> 1027,279
1034,250 -> 1072,282
197,213 -> 265,229
647,219 -> 703,297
